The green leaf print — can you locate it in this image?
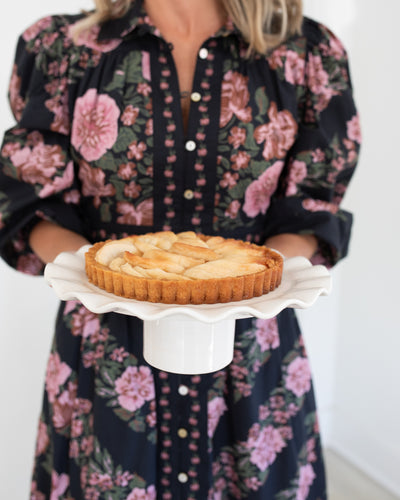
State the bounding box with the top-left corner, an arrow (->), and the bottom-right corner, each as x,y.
113,127 -> 137,154
104,52 -> 144,93
255,87 -> 269,117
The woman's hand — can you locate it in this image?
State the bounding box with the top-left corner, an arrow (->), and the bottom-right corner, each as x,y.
265,233 -> 318,260
29,220 -> 90,264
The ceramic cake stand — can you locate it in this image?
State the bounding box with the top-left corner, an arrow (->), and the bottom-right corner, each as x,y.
45,245 -> 331,374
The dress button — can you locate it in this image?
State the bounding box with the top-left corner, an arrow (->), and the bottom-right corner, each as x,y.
191,91 -> 201,102
185,140 -> 196,152
178,472 -> 189,483
198,47 -> 208,59
177,428 -> 188,438
178,385 -> 189,396
183,189 -> 194,200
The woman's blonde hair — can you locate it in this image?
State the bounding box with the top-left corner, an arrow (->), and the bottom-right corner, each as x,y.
74,0 -> 303,54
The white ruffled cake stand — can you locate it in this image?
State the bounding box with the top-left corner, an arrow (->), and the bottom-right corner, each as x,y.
44,245 -> 331,374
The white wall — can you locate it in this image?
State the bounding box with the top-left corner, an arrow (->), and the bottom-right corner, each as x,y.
302,0 -> 400,497
1,1 -> 399,498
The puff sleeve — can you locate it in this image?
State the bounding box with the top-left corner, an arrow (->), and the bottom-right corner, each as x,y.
264,21 -> 361,266
0,17 -> 85,275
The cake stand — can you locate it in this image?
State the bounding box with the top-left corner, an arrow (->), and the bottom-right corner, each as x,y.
44,245 -> 332,374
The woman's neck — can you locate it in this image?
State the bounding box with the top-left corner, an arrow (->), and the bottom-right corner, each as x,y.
144,0 -> 226,39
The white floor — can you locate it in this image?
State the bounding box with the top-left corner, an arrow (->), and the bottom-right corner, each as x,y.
325,449 -> 399,500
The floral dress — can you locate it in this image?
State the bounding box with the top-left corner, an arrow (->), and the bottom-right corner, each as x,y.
0,1 -> 360,499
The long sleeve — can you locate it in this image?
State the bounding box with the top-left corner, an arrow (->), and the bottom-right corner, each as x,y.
0,17 -> 85,274
264,20 -> 361,266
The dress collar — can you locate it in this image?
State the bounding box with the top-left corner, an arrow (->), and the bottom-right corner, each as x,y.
98,0 -> 241,42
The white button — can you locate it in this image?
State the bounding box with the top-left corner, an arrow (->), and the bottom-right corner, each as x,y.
178,385 -> 189,396
178,472 -> 188,483
185,140 -> 196,152
191,92 -> 201,102
183,189 -> 194,200
198,48 -> 208,59
177,428 -> 188,438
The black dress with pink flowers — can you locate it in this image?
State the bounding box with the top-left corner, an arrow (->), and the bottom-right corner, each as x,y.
0,1 -> 360,498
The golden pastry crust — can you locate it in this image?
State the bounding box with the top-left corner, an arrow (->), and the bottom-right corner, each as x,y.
85,231 -> 283,304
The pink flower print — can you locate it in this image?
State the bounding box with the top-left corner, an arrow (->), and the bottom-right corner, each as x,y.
115,365 -> 155,412
52,382 -> 78,430
127,485 -> 156,500
306,437 -> 317,462
89,472 -> 113,491
26,131 -> 44,146
146,118 -> 154,136
254,102 -> 297,160
137,82 -> 152,96
50,471 -> 69,500
207,397 -> 228,438
254,318 -> 280,352
245,477 -> 262,491
22,16 -> 52,41
48,93 -> 70,129
311,148 -> 325,163
45,352 -> 72,403
81,435 -> 94,457
35,420 -> 49,457
71,306 -> 101,338
285,160 -> 308,196
231,151 -> 250,170
258,405 -> 270,420
1,140 -> 21,158
246,423 -> 286,471
78,160 -> 116,208
306,54 -> 329,95
64,189 -> 81,204
10,142 -> 64,186
220,172 -> 239,189
347,113 -> 362,144
141,51 -> 151,81
71,417 -> 84,438
110,347 -> 129,362
121,105 -> 139,126
70,23 -> 122,52
302,198 -> 339,214
9,64 -> 25,121
31,481 -> 46,500
71,88 -> 120,162
38,160 -> 74,198
124,181 -> 142,199
118,162 -> 137,180
284,50 -> 306,86
267,45 -> 287,70
115,471 -> 134,487
243,160 -> 284,217
296,464 -> 316,500
285,357 -> 311,398
228,126 -> 246,149
16,253 -> 43,275
220,70 -> 252,127
84,486 -> 100,500
225,200 -> 241,219
116,198 -> 153,226
128,140 -> 147,160
270,395 -> 285,409
327,35 -> 346,60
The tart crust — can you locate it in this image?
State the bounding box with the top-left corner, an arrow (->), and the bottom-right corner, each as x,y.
85,232 -> 283,304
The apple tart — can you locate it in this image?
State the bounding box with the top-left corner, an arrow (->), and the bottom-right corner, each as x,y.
85,231 -> 283,304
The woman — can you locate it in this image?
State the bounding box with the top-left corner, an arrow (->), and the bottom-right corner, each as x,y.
0,0 -> 360,498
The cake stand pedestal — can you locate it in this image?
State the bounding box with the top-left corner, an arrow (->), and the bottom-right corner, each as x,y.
45,246 -> 332,374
